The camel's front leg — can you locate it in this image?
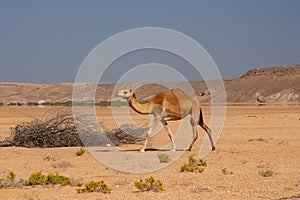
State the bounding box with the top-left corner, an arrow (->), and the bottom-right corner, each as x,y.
140,116 -> 160,152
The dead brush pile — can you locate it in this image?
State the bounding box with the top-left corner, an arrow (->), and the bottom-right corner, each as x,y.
0,111 -> 89,147
106,124 -> 147,146
0,111 -> 147,148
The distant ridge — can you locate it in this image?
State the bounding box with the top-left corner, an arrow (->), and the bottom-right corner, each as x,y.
225,65 -> 300,103
0,65 -> 299,104
241,65 -> 300,78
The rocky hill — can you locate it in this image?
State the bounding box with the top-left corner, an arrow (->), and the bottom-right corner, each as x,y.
0,65 -> 299,104
241,65 -> 300,78
225,65 -> 300,103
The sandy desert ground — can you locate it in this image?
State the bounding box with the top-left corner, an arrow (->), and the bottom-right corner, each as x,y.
0,105 -> 300,200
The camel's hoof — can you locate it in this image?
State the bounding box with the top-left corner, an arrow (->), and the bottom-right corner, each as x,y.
212,146 -> 216,151
140,149 -> 145,153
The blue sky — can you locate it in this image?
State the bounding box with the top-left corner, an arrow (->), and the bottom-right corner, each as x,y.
0,0 -> 299,83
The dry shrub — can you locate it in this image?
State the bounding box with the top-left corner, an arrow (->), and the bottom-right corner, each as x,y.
105,124 -> 147,146
0,171 -> 23,189
0,111 -> 102,147
180,156 -> 206,173
52,161 -> 73,169
76,180 -> 112,194
0,111 -> 147,148
134,176 -> 165,192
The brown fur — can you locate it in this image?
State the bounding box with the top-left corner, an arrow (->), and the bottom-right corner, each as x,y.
117,88 -> 215,152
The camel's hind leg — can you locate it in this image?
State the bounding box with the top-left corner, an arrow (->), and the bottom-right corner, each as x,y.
187,119 -> 198,151
161,120 -> 176,151
187,120 -> 215,151
187,108 -> 216,151
199,123 -> 216,151
199,108 -> 215,151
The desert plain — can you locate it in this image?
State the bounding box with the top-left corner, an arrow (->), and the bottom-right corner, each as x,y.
0,105 -> 299,200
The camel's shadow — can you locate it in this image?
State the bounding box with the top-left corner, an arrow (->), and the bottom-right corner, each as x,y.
94,148 -> 185,153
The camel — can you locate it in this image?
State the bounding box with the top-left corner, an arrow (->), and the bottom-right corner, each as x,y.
116,88 -> 215,152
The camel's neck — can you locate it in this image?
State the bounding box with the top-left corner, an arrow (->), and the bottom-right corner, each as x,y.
128,93 -> 151,114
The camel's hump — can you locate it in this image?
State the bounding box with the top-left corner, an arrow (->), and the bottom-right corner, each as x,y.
170,89 -> 187,96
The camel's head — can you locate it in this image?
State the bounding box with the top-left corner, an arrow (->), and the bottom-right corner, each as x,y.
116,89 -> 133,99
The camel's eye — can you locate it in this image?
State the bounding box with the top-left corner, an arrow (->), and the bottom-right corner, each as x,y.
124,91 -> 128,94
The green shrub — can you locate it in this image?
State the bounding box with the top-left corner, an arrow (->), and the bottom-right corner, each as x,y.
76,180 -> 111,194
76,182 -> 84,187
7,171 -> 16,181
0,171 -> 72,188
180,164 -> 204,173
180,155 -> 206,173
43,156 -> 51,161
134,176 -> 165,192
76,148 -> 86,156
47,174 -> 72,186
94,100 -> 128,107
8,102 -> 23,106
110,100 -> 128,107
221,168 -> 234,175
157,153 -> 170,163
24,171 -> 46,186
199,159 -> 207,167
96,100 -> 111,107
24,172 -> 72,186
27,102 -> 39,106
260,170 -> 273,177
